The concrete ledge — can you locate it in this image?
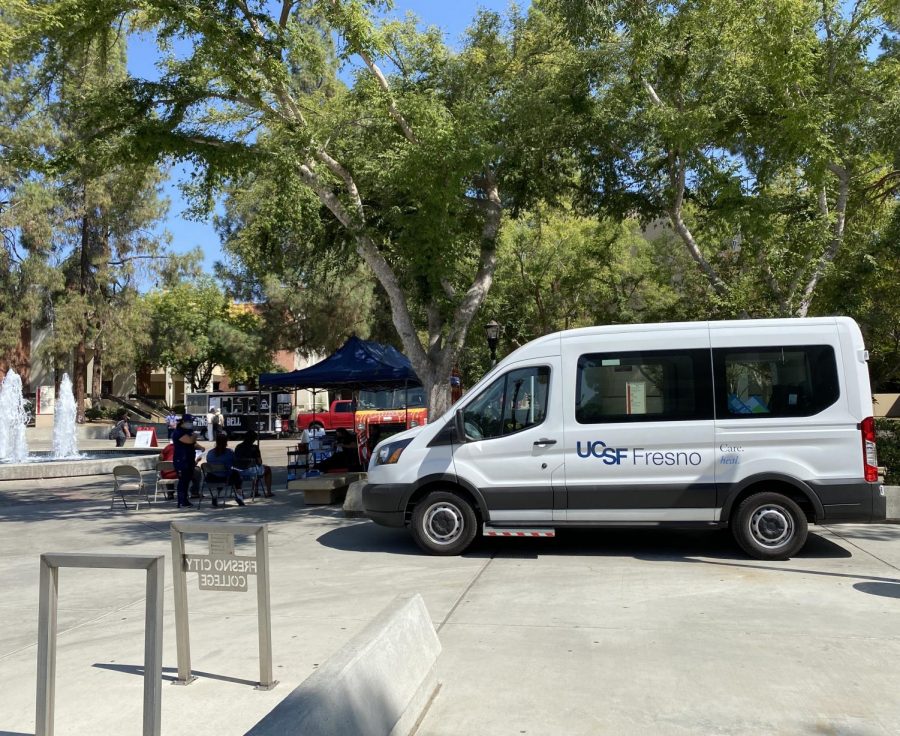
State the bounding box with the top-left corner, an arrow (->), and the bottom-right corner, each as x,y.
246,593 -> 440,736
886,485 -> 900,521
287,476 -> 350,505
287,477 -> 347,491
343,480 -> 368,518
0,449 -> 159,481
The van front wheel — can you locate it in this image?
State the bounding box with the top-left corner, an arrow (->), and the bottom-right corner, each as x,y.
732,491 -> 808,560
411,491 -> 478,556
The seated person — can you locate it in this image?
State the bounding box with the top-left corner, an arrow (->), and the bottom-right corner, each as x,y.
159,441 -> 201,499
318,428 -> 362,473
234,430 -> 274,498
204,433 -> 245,507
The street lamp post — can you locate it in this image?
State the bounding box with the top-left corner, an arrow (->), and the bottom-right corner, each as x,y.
484,320 -> 501,367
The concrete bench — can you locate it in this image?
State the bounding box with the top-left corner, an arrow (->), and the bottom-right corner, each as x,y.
245,594 -> 440,736
286,476 -> 349,505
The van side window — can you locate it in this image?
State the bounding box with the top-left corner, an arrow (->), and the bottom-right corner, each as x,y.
714,345 -> 839,418
576,350 -> 713,424
462,366 -> 551,441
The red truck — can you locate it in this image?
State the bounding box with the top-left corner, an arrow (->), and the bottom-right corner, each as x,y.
295,399 -> 356,432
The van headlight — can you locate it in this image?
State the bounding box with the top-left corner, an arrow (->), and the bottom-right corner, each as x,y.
375,439 -> 413,466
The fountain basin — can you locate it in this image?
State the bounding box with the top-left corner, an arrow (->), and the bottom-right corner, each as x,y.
0,449 -> 160,481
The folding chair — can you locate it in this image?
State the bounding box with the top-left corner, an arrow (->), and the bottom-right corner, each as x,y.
111,465 -> 150,511
154,460 -> 178,502
200,462 -> 245,507
234,456 -> 261,500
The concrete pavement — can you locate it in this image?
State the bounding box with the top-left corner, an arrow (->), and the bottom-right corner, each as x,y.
0,442 -> 898,735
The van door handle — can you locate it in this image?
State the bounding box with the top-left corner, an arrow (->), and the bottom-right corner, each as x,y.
534,438 -> 557,447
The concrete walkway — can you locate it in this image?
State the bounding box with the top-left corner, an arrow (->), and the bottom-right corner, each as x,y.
0,443 -> 898,735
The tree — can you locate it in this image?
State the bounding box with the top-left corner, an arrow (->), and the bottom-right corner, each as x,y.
15,1 -> 585,414
141,280 -> 274,391
2,18 -> 171,415
213,156 -> 387,356
458,209 -> 703,383
546,0 -> 900,317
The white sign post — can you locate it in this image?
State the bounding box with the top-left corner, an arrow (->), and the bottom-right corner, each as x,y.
170,522 -> 276,690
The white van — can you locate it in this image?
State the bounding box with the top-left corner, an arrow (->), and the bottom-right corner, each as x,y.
363,318 -> 886,560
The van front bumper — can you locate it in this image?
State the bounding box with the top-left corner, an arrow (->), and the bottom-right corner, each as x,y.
362,483 -> 410,527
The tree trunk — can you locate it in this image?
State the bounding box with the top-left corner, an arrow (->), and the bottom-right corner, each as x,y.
73,341 -> 87,423
91,338 -> 103,402
73,205 -> 92,423
423,373 -> 454,419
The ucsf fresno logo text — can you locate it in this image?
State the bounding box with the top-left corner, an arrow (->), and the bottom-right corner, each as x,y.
576,441 -> 702,466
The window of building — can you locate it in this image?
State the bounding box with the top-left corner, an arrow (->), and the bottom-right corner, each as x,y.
576,349 -> 713,424
714,345 -> 839,418
462,366 -> 551,441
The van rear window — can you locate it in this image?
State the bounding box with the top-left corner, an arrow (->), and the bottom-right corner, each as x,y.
576,350 -> 713,424
714,345 -> 839,418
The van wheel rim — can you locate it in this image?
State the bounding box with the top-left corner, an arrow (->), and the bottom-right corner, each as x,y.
749,505 -> 794,549
423,503 -> 464,546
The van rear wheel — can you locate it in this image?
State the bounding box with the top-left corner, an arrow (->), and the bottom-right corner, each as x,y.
732,491 -> 808,560
410,491 -> 478,556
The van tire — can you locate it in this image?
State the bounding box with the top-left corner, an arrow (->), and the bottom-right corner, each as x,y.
411,491 -> 478,556
732,491 -> 808,560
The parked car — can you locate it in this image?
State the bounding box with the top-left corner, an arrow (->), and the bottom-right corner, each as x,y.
295,399 -> 356,432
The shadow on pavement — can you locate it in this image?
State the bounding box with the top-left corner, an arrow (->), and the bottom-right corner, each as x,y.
852,581 -> 900,599
93,663 -> 259,687
317,525 -> 852,561
0,731 -> 34,736
316,522 -> 423,556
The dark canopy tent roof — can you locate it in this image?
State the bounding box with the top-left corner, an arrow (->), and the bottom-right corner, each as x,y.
258,336 -> 421,390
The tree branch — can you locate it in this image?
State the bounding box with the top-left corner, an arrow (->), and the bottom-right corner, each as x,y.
297,161 -> 429,372
444,171 -> 502,358
667,154 -> 729,299
279,0 -> 294,28
357,49 -> 419,144
797,163 -> 850,316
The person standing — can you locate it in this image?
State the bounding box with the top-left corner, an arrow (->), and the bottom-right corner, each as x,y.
211,407 -> 223,438
111,411 -> 131,447
164,410 -> 178,440
172,414 -> 203,508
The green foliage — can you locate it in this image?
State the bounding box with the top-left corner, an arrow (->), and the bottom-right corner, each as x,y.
141,279 -> 274,389
544,0 -> 900,317
819,202 -> 900,390
876,418 -> 900,484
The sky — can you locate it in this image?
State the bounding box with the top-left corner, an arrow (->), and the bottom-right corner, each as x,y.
125,1 -> 516,276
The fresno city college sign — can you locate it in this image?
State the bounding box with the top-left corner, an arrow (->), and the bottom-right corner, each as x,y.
183,531 -> 258,591
170,521 -> 277,690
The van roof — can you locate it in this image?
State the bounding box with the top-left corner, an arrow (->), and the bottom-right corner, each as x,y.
558,316 -> 847,340
503,316 -> 851,357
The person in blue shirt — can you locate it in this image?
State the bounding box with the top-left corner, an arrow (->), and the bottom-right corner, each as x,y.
171,414 -> 204,508
205,433 -> 245,507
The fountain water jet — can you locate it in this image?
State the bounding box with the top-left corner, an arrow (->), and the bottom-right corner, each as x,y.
0,368 -> 30,463
52,373 -> 80,459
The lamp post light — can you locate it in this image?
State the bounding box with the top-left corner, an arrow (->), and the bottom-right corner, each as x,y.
484,320 -> 501,367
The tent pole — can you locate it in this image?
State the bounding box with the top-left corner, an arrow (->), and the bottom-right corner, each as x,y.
404,379 -> 409,428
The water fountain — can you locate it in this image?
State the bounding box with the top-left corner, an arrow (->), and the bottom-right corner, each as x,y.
0,370 -> 158,480
51,373 -> 80,459
0,368 -> 30,463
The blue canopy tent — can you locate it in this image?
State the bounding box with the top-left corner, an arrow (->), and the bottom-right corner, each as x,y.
258,336 -> 420,390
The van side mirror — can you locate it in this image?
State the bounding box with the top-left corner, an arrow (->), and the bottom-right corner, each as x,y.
454,409 -> 466,443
